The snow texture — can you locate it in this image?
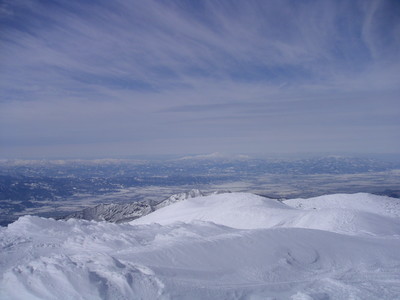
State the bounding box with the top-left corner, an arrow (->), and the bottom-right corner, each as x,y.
1,192 -> 400,299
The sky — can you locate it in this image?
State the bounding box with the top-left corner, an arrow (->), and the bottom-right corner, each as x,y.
0,0 -> 399,159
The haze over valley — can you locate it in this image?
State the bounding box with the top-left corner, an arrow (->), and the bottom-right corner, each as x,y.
1,154 -> 399,226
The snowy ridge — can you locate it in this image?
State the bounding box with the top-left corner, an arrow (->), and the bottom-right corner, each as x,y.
284,192 -> 400,218
64,201 -> 154,223
154,189 -> 204,209
1,192 -> 400,299
65,189 -> 207,223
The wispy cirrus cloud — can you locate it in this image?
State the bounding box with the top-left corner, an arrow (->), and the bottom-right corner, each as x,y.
0,0 -> 399,157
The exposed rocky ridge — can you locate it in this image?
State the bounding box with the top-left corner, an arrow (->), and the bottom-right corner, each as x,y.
64,189 -> 229,223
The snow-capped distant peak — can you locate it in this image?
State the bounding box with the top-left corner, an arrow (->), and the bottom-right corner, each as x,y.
176,152 -> 250,160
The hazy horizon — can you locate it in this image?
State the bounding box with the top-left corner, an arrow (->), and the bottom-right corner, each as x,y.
1,151 -> 400,162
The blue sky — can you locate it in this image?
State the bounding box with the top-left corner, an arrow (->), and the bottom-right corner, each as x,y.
0,0 -> 399,158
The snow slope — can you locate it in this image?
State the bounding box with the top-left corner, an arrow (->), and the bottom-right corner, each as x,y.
284,192 -> 400,218
132,192 -> 400,236
1,192 -> 400,299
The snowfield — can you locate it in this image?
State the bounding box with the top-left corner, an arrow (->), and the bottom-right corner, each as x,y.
1,193 -> 400,299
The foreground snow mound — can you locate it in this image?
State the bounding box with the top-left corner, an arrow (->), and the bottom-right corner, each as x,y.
1,215 -> 400,300
132,192 -> 400,236
1,192 -> 400,299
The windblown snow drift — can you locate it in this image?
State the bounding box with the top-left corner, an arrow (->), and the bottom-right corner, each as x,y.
1,192 -> 400,299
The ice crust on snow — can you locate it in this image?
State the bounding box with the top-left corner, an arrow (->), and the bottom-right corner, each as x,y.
1,192 -> 400,299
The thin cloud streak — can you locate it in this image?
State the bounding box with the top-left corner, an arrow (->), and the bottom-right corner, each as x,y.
0,0 -> 399,158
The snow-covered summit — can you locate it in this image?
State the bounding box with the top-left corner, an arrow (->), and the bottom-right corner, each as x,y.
132,192 -> 292,229
132,192 -> 400,236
